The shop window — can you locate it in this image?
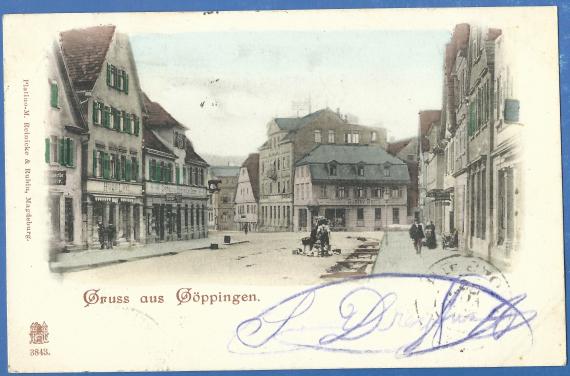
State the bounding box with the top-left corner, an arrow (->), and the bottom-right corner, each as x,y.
375,208 -> 382,221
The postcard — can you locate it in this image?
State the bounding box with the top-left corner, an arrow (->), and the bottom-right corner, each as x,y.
3,6 -> 565,372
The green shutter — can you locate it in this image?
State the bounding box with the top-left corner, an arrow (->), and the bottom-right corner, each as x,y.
65,138 -> 71,166
134,117 -> 139,136
106,64 -> 111,86
93,150 -> 97,176
102,153 -> 108,179
125,72 -> 129,94
50,82 -> 58,108
176,166 -> 180,184
157,164 -> 162,182
133,158 -> 138,181
125,159 -> 130,181
45,138 -> 50,163
92,102 -> 97,124
121,158 -> 126,180
115,155 -> 121,180
183,167 -> 187,185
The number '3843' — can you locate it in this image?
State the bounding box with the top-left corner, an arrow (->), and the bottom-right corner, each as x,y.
30,348 -> 50,356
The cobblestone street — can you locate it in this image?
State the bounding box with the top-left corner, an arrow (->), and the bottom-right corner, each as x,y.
62,231 -> 384,286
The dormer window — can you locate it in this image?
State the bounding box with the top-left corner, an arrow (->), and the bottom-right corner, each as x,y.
357,164 -> 365,176
328,162 -> 337,176
383,163 -> 390,177
314,129 -> 322,143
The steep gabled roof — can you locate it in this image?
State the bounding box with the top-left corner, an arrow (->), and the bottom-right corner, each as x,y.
387,137 -> 414,156
143,127 -> 177,158
418,110 -> 441,152
185,139 -> 208,166
241,153 -> 260,201
142,92 -> 188,130
59,25 -> 116,92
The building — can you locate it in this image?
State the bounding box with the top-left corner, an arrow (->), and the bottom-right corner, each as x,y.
208,166 -> 240,231
234,153 -> 260,232
419,23 -> 523,266
489,30 -> 523,267
387,137 -> 419,222
258,108 -> 388,232
60,25 -> 146,248
45,42 -> 87,258
293,144 -> 410,232
418,110 -> 443,229
142,94 -> 209,243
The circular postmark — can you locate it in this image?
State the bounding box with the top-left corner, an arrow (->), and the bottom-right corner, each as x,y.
410,255 -> 512,354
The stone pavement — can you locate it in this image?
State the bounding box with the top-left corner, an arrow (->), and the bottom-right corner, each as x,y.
373,230 -> 467,274
50,232 -> 249,273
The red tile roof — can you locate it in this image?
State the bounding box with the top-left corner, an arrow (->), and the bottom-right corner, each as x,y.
142,93 -> 188,130
184,140 -> 208,165
486,28 -> 502,41
418,110 -> 441,152
60,25 -> 116,91
143,127 -> 177,158
241,153 -> 260,201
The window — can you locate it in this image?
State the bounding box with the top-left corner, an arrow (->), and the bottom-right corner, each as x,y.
109,154 -> 117,179
337,186 -> 346,198
50,81 -> 59,108
320,185 -> 327,198
353,132 -> 360,144
392,208 -> 400,224
150,159 -> 157,181
358,165 -> 365,176
175,164 -> 180,184
371,131 -> 377,142
106,63 -> 129,93
375,208 -> 382,221
103,106 -> 111,128
355,187 -> 366,198
314,130 -> 322,143
344,132 -> 351,144
92,102 -> 103,125
121,155 -> 127,180
328,130 -> 335,143
372,187 -> 384,198
45,137 -> 74,167
133,115 -> 140,136
329,163 -> 337,176
383,165 -> 390,177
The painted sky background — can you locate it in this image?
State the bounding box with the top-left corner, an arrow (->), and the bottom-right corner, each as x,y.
131,29 -> 451,157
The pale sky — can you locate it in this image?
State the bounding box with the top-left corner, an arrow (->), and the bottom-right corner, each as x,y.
131,29 -> 451,157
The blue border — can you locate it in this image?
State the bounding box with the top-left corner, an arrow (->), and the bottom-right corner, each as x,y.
0,0 -> 567,375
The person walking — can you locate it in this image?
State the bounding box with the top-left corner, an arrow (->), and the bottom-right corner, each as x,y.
97,220 -> 106,250
107,223 -> 116,249
409,220 -> 425,255
426,220 -> 437,249
244,224 -> 249,236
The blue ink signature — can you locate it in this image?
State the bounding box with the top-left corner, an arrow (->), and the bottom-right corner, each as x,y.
230,273 -> 536,356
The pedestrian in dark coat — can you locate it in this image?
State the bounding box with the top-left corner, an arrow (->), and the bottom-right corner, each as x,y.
409,220 -> 425,254
107,224 -> 116,249
97,221 -> 106,250
426,221 -> 437,249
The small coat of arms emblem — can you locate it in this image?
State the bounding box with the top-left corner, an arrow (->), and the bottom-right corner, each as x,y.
29,322 -> 49,345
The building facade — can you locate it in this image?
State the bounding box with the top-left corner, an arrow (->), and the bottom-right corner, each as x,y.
234,153 -> 259,232
142,94 -> 209,243
293,144 -> 410,232
60,26 -> 146,249
258,108 -> 388,232
209,166 -> 240,231
387,137 -> 420,222
419,23 -> 523,267
45,42 -> 87,259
